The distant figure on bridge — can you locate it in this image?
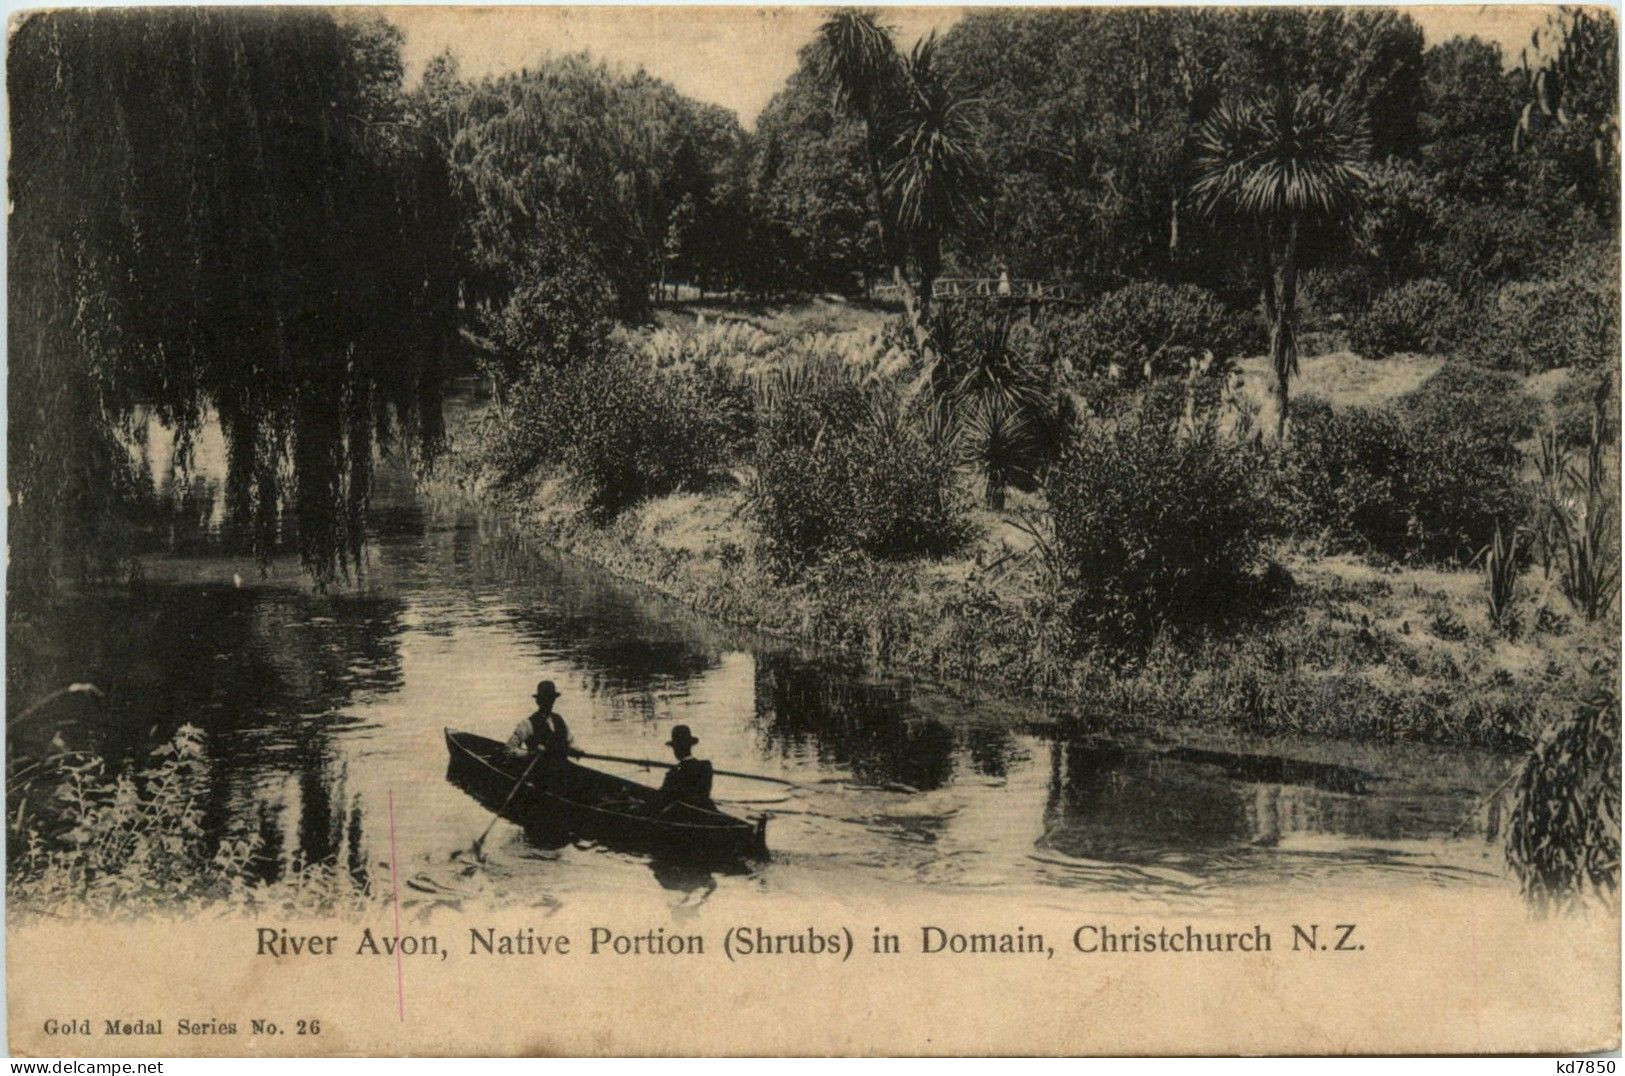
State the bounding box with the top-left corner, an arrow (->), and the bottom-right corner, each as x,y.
651,725 -> 715,813
996,262 -> 1012,296
506,680 -> 573,762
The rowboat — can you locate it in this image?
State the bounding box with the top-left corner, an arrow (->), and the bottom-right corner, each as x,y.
443,729 -> 769,863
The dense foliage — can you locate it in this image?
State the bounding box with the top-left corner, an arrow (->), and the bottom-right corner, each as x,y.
1506,671 -> 1622,912
1047,400 -> 1273,648
9,10 -> 457,595
493,349 -> 747,518
752,368 -> 975,571
1032,283 -> 1259,385
1349,279 -> 1468,358
1472,250 -> 1622,372
1282,365 -> 1536,563
9,725 -> 370,917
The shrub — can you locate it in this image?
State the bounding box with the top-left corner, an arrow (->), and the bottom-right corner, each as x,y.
9,726 -> 371,917
1046,401 -> 1271,648
752,368 -> 974,571
1397,365 -> 1535,560
1349,279 -> 1468,358
1282,367 -> 1534,564
1279,398 -> 1412,553
496,349 -> 745,517
476,229 -> 616,387
1355,159 -> 1442,282
1296,265 -> 1381,333
1473,263 -> 1620,373
1417,201 -> 1550,297
1398,362 -> 1541,445
1030,282 -> 1261,385
1551,371 -> 1620,448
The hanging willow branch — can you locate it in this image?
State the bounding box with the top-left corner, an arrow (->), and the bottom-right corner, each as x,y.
9,9 -> 458,595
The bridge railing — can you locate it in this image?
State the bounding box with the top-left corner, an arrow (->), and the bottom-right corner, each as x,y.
871,277 -> 1090,303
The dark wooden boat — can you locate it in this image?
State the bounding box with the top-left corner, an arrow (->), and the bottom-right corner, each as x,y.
444,729 -> 769,862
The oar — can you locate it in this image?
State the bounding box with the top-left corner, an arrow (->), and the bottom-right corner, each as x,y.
570,749 -> 803,789
471,751 -> 544,860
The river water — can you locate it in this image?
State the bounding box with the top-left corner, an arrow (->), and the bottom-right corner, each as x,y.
10,392 -> 1516,917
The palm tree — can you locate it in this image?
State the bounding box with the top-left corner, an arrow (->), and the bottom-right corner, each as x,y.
959,391 -> 1042,511
816,11 -> 982,355
1191,86 -> 1370,439
815,11 -> 910,308
886,34 -> 985,325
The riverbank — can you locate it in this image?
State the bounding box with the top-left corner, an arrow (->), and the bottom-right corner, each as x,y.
432,355 -> 1612,753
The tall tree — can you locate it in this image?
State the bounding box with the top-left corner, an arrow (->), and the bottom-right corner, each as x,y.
750,62 -> 883,294
815,9 -> 983,351
815,8 -> 915,328
885,34 -> 985,322
8,9 -> 456,596
1192,86 -> 1371,439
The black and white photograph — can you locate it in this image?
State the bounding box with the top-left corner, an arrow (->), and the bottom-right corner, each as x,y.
4,3 -> 1620,1057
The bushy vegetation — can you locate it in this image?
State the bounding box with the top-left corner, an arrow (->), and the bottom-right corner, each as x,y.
475,228 -> 617,387
1474,264 -> 1621,373
9,727 -> 371,918
1283,365 -> 1536,563
1032,283 -> 1259,385
1349,279 -> 1468,358
1047,400 -> 1272,648
752,367 -> 975,572
496,349 -> 749,518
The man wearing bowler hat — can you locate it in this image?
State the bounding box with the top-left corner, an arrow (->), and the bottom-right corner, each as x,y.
651,724 -> 714,813
505,680 -> 573,762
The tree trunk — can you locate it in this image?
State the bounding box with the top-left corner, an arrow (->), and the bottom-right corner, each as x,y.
862,118 -> 929,355
894,263 -> 931,356
917,238 -> 941,326
1273,216 -> 1301,442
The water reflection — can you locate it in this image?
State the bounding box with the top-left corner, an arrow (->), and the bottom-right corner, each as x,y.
9,410 -> 1514,908
751,654 -> 959,791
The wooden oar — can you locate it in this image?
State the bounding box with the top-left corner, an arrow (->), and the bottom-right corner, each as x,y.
471,751 -> 544,860
570,749 -> 802,789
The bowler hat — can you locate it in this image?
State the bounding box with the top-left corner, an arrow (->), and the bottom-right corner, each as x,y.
666,724 -> 698,748
534,680 -> 561,701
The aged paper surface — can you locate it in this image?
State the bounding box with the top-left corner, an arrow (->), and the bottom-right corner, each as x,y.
6,3 -> 1620,1057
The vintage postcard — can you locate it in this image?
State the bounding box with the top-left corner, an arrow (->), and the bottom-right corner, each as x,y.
5,3 -> 1620,1057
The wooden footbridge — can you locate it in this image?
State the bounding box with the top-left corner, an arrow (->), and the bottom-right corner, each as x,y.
871,276 -> 1090,305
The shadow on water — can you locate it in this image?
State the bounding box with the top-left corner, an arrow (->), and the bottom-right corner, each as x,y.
750,652 -> 961,792
8,576 -> 407,887
9,403 -> 1513,904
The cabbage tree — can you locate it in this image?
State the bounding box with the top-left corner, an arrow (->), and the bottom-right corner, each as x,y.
816,10 -> 983,353
1191,87 -> 1370,439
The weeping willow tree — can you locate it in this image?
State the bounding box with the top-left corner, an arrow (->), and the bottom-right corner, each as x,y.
8,9 -> 456,606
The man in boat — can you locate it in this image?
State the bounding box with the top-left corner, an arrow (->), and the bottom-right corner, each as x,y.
505,680 -> 574,763
650,725 -> 714,813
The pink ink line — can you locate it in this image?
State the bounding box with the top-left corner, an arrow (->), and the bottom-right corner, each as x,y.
388,788 -> 405,1022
